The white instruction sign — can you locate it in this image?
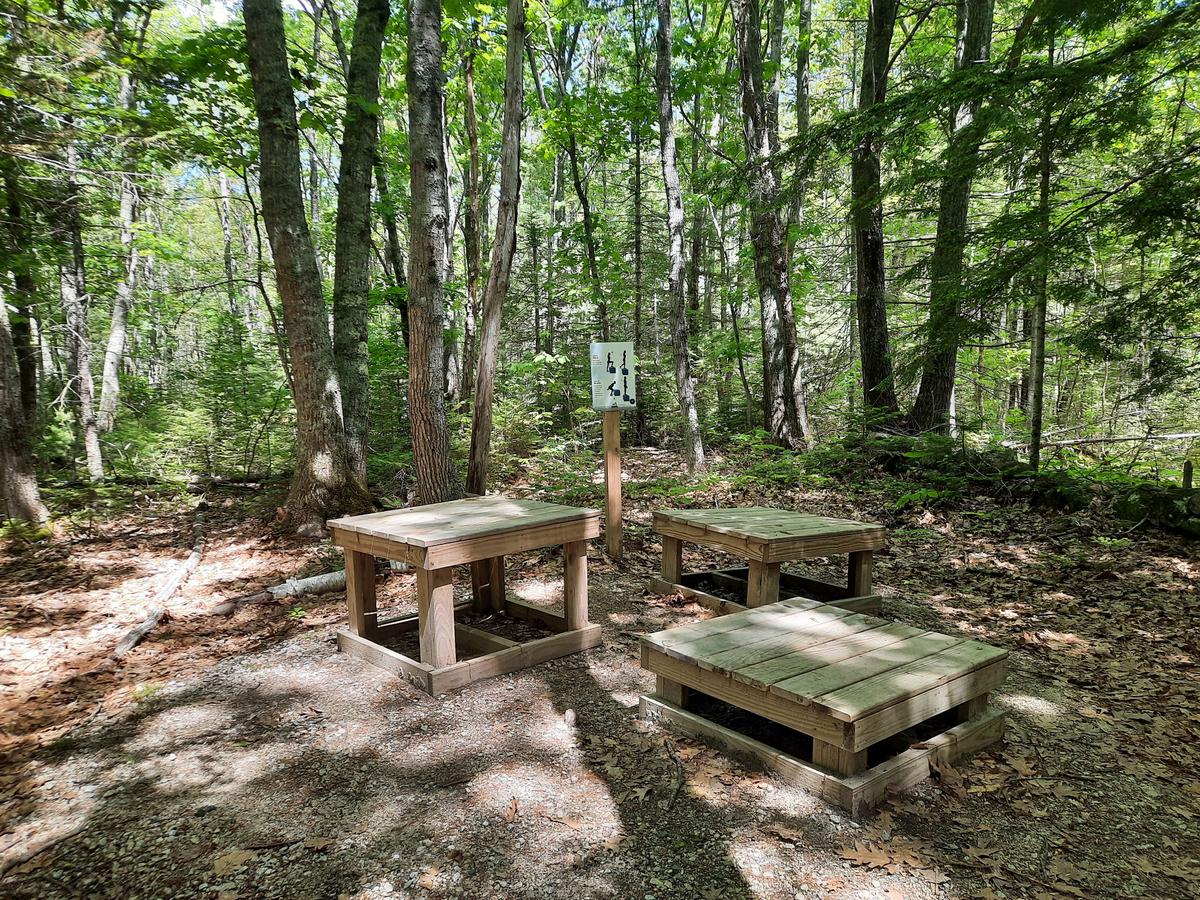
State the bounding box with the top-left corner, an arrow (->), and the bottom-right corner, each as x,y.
590,341 -> 637,410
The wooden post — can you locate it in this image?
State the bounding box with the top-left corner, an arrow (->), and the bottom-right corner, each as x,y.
603,408 -> 622,560
661,535 -> 683,584
343,548 -> 377,638
746,559 -> 780,607
417,566 -> 457,669
655,675 -> 689,709
469,560 -> 490,613
812,738 -> 868,776
848,550 -> 873,596
1185,459 -> 1194,490
488,555 -> 506,613
563,540 -> 588,630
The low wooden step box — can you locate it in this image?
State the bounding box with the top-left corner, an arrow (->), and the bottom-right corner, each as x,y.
651,507 -> 887,614
329,496 -> 602,695
639,597 -> 1007,817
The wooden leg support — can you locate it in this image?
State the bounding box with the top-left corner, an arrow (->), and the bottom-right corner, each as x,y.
954,693 -> 989,724
563,540 -> 588,630
813,739 -> 868,777
746,559 -> 780,607
488,556 -> 505,614
655,676 -> 690,709
469,560 -> 490,613
661,535 -> 683,584
344,548 -> 378,639
848,551 -> 873,596
417,566 -> 457,669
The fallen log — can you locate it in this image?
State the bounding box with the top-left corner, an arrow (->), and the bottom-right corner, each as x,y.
113,506 -> 206,659
209,569 -> 348,616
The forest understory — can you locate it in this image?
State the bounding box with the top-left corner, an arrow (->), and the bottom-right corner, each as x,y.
1,449 -> 1196,899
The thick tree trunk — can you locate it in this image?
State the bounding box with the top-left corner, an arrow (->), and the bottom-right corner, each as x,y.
909,0 -> 995,433
333,0 -> 390,487
466,0 -> 525,496
243,0 -> 369,527
1,164 -> 38,419
0,296 -> 46,523
852,0 -> 901,419
656,0 -> 705,472
733,0 -> 810,448
406,0 -> 462,503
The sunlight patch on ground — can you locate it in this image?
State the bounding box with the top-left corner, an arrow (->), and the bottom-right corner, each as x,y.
728,832 -> 793,897
124,701 -> 235,753
510,577 -> 560,604
997,691 -> 1064,725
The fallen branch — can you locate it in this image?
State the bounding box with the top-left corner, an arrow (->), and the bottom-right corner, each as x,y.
113,505 -> 206,659
0,821 -> 88,880
209,569 -> 347,616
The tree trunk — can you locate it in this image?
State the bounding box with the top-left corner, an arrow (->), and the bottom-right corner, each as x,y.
656,0 -> 705,471
60,159 -> 104,482
631,0 -> 648,445
733,0 -> 809,448
98,7 -> 150,433
461,20 -> 483,405
466,0 -> 524,496
908,0 -> 995,433
243,0 -> 369,527
1,163 -> 38,419
333,0 -> 389,487
852,0 -> 901,419
1029,34 -> 1055,472
0,295 -> 46,523
406,0 -> 462,503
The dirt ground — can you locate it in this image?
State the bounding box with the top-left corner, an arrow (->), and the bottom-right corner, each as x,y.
1,450 -> 1198,899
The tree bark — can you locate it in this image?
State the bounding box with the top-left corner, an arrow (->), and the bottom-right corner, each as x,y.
333,0 -> 390,487
243,0 -> 369,527
0,269 -> 47,523
852,0 -> 901,419
461,20 -> 483,405
656,0 -> 705,472
733,0 -> 810,448
466,0 -> 524,496
1,163 -> 38,419
406,0 -> 462,503
1029,33 -> 1055,472
98,7 -> 150,433
631,0 -> 648,444
909,0 -> 995,433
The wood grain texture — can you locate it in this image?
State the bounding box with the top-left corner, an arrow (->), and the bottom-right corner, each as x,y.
563,539 -> 589,629
329,495 -> 600,547
417,566 -> 456,668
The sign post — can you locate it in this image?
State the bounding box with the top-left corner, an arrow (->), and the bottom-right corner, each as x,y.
590,342 -> 636,561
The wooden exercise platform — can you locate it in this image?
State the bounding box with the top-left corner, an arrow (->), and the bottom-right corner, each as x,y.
651,507 -> 887,613
328,496 -> 602,695
639,597 -> 1007,817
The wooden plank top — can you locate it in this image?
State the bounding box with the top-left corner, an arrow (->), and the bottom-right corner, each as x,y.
653,507 -> 886,556
328,496 -> 600,548
642,599 -> 1006,723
